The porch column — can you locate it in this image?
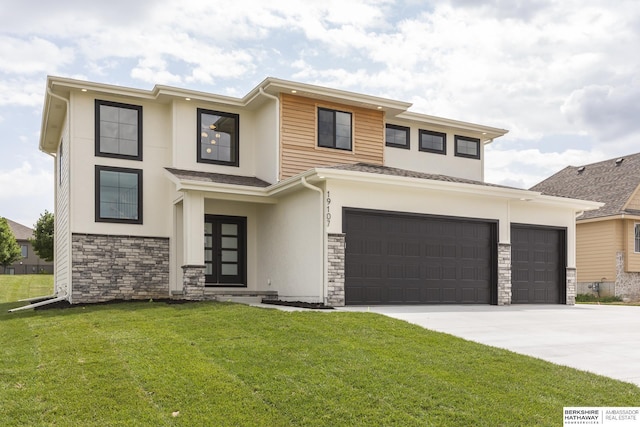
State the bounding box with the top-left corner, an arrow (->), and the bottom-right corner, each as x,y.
182,191 -> 205,300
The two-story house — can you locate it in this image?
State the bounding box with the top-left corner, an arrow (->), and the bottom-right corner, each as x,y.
39,76 -> 600,306
2,218 -> 53,275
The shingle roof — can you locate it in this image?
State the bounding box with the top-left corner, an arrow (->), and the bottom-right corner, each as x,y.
3,218 -> 33,241
165,168 -> 271,188
326,163 -> 516,189
530,152 -> 640,220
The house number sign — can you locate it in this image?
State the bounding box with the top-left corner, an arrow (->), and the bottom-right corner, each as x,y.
326,191 -> 331,227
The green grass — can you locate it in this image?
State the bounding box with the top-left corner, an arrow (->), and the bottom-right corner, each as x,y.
2,300 -> 639,426
0,274 -> 53,303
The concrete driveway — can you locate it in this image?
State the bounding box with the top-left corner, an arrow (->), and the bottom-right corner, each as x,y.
338,304 -> 640,387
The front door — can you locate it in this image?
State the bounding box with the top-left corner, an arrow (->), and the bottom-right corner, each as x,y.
204,215 -> 246,286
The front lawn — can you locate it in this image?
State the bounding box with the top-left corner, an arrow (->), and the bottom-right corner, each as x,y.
1,300 -> 638,426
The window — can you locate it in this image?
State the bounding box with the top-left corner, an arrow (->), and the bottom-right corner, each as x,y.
198,109 -> 239,166
419,129 -> 446,154
386,124 -> 410,149
21,245 -> 28,258
455,135 -> 481,159
95,166 -> 142,224
95,100 -> 142,160
318,107 -> 352,150
635,224 -> 640,253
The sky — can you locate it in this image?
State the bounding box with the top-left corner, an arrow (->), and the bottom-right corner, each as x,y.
1,0 -> 639,228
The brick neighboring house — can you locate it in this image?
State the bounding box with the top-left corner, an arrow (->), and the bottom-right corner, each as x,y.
531,153 -> 640,300
38,76 -> 600,306
2,218 -> 53,275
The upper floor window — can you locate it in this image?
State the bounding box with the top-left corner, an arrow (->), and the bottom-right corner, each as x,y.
21,245 -> 28,258
455,135 -> 481,159
318,107 -> 352,151
95,165 -> 142,224
635,224 -> 640,253
198,109 -> 239,166
419,129 -> 446,154
95,100 -> 142,160
386,124 -> 410,149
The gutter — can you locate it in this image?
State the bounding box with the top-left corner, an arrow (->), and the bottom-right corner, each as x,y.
300,176 -> 327,304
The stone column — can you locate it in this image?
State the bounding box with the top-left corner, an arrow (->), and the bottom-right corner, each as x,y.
497,243 -> 512,305
566,268 -> 577,305
182,265 -> 205,301
327,233 -> 346,306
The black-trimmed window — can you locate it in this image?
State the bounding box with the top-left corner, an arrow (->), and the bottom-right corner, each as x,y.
386,124 -> 410,149
95,166 -> 142,224
95,100 -> 142,160
635,223 -> 640,253
419,129 -> 446,154
198,109 -> 239,166
318,107 -> 352,150
21,245 -> 28,258
455,135 -> 481,159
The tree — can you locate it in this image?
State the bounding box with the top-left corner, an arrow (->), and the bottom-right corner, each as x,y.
0,217 -> 22,273
31,211 -> 54,262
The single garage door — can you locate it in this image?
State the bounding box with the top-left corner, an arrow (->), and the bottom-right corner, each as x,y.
344,209 -> 497,305
511,225 -> 566,304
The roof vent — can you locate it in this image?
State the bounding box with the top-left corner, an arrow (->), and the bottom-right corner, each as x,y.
577,166 -> 585,174
615,158 -> 624,166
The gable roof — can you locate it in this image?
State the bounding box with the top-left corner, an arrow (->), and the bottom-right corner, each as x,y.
530,152 -> 640,220
3,218 -> 33,241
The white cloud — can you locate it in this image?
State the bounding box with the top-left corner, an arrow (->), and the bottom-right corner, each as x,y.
0,78 -> 45,107
0,36 -> 74,74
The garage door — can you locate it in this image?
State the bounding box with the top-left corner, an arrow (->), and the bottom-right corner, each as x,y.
511,225 -> 566,304
344,209 -> 497,305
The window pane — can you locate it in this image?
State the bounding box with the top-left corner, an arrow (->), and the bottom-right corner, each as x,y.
198,110 -> 238,164
99,169 -> 139,221
636,225 -> 640,253
221,250 -> 238,262
421,132 -> 444,151
205,249 -> 213,262
221,223 -> 238,235
205,223 -> 213,234
221,237 -> 238,249
205,263 -> 213,275
386,127 -> 408,147
455,136 -> 480,158
221,264 -> 238,275
98,103 -> 140,158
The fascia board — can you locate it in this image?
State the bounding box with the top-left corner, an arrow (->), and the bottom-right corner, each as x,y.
311,167 -> 603,211
395,111 -> 508,140
578,213 -> 640,223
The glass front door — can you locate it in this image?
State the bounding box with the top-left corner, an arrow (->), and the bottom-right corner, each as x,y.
204,215 -> 246,286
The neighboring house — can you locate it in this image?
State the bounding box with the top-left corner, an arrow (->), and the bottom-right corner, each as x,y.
531,153 -> 640,300
39,76 -> 600,306
2,218 -> 53,275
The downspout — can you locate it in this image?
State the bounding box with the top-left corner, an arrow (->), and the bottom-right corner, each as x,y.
301,176 -> 327,304
258,87 -> 280,182
46,87 -> 70,303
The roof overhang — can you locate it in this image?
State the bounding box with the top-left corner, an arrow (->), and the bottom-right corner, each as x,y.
577,213 -> 640,223
164,166 -> 603,214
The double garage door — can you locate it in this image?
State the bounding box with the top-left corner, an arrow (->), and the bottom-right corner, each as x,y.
344,209 -> 565,305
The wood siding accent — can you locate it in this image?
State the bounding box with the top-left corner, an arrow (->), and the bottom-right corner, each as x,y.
624,220 -> 640,272
280,94 -> 384,180
576,220 -> 621,282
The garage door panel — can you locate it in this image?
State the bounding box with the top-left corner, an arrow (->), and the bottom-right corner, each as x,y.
511,225 -> 565,304
345,210 -> 495,305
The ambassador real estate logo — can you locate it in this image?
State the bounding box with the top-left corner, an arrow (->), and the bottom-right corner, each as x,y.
564,407 -> 639,425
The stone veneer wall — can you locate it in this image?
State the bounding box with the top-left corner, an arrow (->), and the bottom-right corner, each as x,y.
497,243 -> 512,305
327,233 -> 346,306
566,268 -> 576,305
615,252 -> 640,301
71,233 -> 169,303
182,265 -> 206,301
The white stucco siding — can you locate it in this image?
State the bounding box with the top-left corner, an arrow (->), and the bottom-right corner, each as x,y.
384,119 -> 485,182
68,92 -> 173,237
253,100 -> 278,184
171,101 -> 257,177
257,188 -> 323,302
